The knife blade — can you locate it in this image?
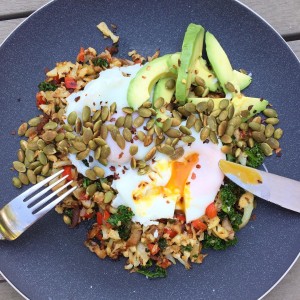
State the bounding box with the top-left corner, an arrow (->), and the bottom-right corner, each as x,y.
219,160 -> 300,213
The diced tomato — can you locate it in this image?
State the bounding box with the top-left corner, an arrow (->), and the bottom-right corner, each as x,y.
191,219 -> 207,231
80,193 -> 90,201
205,202 -> 217,219
36,92 -> 46,107
147,243 -> 160,255
96,212 -> 103,225
175,212 -> 186,223
159,258 -> 171,269
84,212 -> 93,219
103,210 -> 111,221
62,166 -> 73,181
163,227 -> 178,238
65,76 -> 77,89
77,47 -> 85,63
95,232 -> 103,240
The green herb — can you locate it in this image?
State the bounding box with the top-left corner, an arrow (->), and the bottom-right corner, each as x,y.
92,57 -> 109,68
181,244 -> 193,252
82,159 -> 89,167
136,260 -> 167,279
107,205 -> 134,240
82,177 -> 91,188
244,143 -> 265,168
203,233 -> 238,250
158,238 -> 167,250
38,81 -> 57,92
64,208 -> 73,218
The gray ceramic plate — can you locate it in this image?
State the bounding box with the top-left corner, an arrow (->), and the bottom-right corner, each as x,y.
0,0 -> 299,299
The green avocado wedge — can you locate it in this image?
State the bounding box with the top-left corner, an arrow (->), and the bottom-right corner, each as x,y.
205,31 -> 240,95
127,55 -> 176,110
233,70 -> 252,90
188,96 -> 268,120
153,77 -> 175,105
175,24 -> 205,104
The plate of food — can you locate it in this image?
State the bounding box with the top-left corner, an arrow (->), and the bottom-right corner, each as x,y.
0,0 -> 299,299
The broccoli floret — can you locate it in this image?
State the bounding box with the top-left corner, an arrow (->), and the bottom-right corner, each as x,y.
38,81 -> 57,91
244,143 -> 265,169
203,233 -> 238,250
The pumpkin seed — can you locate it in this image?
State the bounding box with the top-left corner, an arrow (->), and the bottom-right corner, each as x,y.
171,138 -> 180,147
25,149 -> 35,163
177,106 -> 191,117
165,79 -> 176,89
207,116 -> 217,131
17,149 -> 25,163
13,161 -> 26,173
92,110 -> 101,122
179,125 -> 191,135
85,169 -> 97,181
138,166 -> 151,176
63,124 -> 73,132
82,106 -> 91,122
116,134 -> 126,149
274,128 -> 283,139
75,118 -> 82,134
227,104 -> 235,119
260,124 -> 266,133
137,131 -> 146,141
18,172 -> 29,185
44,121 -> 58,130
133,116 -> 144,128
194,86 -> 205,97
76,148 -> 90,160
104,191 -> 114,203
195,76 -> 206,87
266,137 -> 280,149
146,118 -> 155,130
229,116 -> 242,128
155,136 -> 164,146
249,122 -> 261,131
98,158 -> 108,166
154,125 -> 163,138
54,133 -> 64,143
239,123 -> 248,131
264,124 -> 274,138
93,146 -> 101,160
252,131 -> 266,143
28,161 -> 41,170
124,114 -> 133,129
181,135 -> 196,144
100,145 -> 111,159
138,107 -> 152,118
25,127 -> 37,138
27,169 -> 37,184
165,128 -> 181,138
237,140 -> 247,149
263,108 -> 278,118
160,144 -> 175,156
265,117 -> 279,125
219,99 -> 229,110
129,145 -> 138,156
210,109 -> 221,118
225,124 -> 235,136
115,116 -> 125,128
194,119 -> 203,132
88,140 -> 97,150
37,175 -> 45,183
63,215 -> 71,225
143,101 -> 153,108
261,143 -> 273,156
218,120 -> 228,137
235,148 -> 242,158
170,147 -> 184,160
202,87 -> 210,97
101,106 -> 109,121
28,117 -> 41,127
186,114 -> 196,129
34,165 -> 43,175
82,127 -> 93,144
154,97 -> 165,109
221,145 -> 232,154
122,128 -> 132,142
93,166 -> 105,178
184,102 -> 196,113
12,177 -> 22,188
145,147 -> 157,161
252,116 -> 262,124
18,123 -> 28,136
218,110 -> 228,121
20,140 -> 28,151
240,110 -> 250,118
93,120 -> 102,133
171,118 -> 181,127
57,140 -> 69,154
196,101 -> 208,113
47,154 -> 57,162
172,110 -> 182,120
143,135 -> 153,147
165,138 -> 172,146
225,82 -> 236,92
38,152 -> 48,165
41,163 -> 50,176
94,137 -> 106,146
110,102 -> 117,114
207,99 -> 214,114
200,127 -> 210,141
162,118 -> 172,132
73,141 -> 87,151
221,134 -> 232,144
100,124 -> 108,139
122,107 -> 133,114
131,157 -> 137,168
41,130 -> 57,142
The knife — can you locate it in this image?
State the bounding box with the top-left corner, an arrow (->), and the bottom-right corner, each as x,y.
218,160 -> 300,213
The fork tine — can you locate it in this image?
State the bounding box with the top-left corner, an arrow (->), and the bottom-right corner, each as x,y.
30,180 -> 74,212
13,170 -> 64,202
34,186 -> 77,219
26,175 -> 68,206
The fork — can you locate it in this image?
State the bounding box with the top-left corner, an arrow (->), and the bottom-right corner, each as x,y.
0,169 -> 77,241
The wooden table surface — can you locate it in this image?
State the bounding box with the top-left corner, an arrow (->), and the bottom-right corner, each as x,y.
0,0 -> 299,299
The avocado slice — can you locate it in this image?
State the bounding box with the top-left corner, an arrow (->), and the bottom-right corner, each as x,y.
127,54 -> 176,110
153,77 -> 175,105
176,24 -> 205,104
233,70 -> 252,91
205,32 -> 239,95
188,96 -> 268,120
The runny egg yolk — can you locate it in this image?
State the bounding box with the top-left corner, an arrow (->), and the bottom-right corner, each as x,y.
132,153 -> 199,210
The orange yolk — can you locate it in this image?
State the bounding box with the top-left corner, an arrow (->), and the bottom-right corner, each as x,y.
166,152 -> 199,199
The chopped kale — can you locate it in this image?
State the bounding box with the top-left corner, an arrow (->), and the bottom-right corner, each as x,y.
136,260 -> 167,279
64,208 -> 73,218
92,57 -> 109,68
158,238 -> 168,250
244,143 -> 265,169
203,233 -> 238,250
107,205 -> 134,240
180,244 -> 193,252
82,177 -> 91,188
38,81 -> 57,92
